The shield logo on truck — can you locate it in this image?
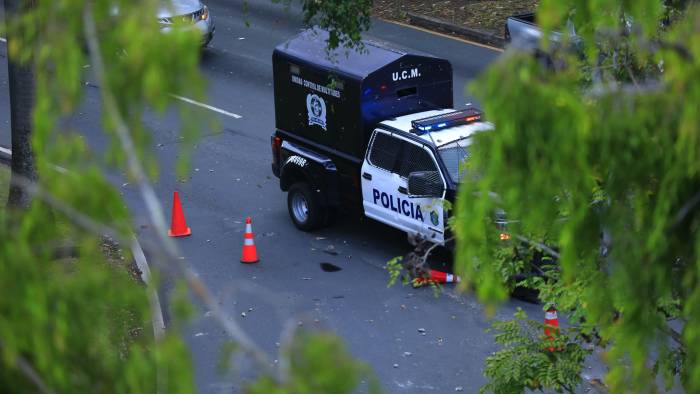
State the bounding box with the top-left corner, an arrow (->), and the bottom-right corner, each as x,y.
430,210 -> 439,226
306,93 -> 327,131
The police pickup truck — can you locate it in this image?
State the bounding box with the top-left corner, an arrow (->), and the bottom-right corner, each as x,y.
270,29 -> 492,245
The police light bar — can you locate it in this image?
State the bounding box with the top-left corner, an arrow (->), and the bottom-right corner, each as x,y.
411,108 -> 483,134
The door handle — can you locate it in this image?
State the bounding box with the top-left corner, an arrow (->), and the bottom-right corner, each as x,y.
398,186 -> 407,194
362,172 -> 372,181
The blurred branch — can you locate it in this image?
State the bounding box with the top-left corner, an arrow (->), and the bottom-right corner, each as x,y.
515,234 -> 561,259
669,190 -> 700,229
0,340 -> 55,394
82,1 -> 271,372
663,325 -> 685,348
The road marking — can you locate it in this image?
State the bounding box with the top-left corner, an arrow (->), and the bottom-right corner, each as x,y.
1,37 -> 243,120
172,95 -> 243,119
0,146 -> 11,156
378,18 -> 504,52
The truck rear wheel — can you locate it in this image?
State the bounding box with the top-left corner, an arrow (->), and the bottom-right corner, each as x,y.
288,183 -> 325,231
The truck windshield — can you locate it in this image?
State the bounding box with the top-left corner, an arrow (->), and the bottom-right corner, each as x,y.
437,138 -> 471,183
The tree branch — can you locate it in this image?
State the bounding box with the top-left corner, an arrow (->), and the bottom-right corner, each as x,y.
663,325 -> 685,348
82,1 -> 271,372
669,190 -> 700,230
515,234 -> 561,260
0,340 -> 55,394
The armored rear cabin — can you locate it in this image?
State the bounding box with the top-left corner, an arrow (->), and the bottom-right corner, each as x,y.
272,28 -> 454,160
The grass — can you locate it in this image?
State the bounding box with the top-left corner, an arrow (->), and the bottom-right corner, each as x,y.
0,165 -> 8,209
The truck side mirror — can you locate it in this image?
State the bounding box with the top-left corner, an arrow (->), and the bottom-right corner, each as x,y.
408,171 -> 444,198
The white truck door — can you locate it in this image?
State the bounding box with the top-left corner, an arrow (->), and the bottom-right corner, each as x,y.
397,140 -> 446,244
361,130 -> 409,231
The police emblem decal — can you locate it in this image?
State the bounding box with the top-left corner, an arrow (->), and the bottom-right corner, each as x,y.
430,210 -> 439,226
306,93 -> 327,131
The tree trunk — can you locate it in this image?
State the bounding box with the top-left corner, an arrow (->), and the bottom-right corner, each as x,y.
4,0 -> 37,209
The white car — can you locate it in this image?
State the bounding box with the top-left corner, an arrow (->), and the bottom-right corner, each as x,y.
158,1 -> 215,46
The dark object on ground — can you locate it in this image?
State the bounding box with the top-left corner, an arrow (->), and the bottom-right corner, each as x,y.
320,262 -> 342,272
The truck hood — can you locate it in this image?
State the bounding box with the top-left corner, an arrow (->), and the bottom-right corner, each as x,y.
157,0 -> 202,18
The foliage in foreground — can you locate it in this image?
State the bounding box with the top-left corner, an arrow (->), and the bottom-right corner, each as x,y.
1,0 -> 374,392
454,0 -> 700,392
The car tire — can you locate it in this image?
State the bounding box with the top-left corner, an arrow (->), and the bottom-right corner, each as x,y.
288,183 -> 325,231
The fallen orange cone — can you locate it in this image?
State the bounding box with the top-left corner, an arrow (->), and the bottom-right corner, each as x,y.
168,191 -> 192,237
240,217 -> 259,264
412,269 -> 461,287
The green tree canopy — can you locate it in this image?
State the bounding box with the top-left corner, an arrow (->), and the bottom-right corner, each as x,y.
1,0 -> 373,392
455,0 -> 700,392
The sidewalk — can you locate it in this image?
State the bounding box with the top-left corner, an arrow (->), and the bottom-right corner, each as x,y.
373,0 -> 538,48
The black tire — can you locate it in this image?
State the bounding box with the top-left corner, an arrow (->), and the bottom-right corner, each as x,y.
287,183 -> 325,231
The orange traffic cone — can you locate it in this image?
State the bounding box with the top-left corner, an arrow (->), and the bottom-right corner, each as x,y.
240,217 -> 259,264
544,307 -> 560,352
168,191 -> 192,237
413,269 -> 461,287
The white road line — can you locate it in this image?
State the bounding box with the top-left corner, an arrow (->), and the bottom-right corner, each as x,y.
172,94 -> 243,119
0,34 -> 238,120
0,146 -> 11,155
0,35 -> 242,120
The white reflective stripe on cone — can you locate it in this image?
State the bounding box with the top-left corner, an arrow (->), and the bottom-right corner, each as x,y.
245,223 -> 252,233
446,274 -> 453,283
244,238 -> 255,246
545,311 -> 558,320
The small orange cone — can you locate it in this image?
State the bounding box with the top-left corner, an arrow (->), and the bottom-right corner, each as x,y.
412,269 -> 461,287
168,191 -> 192,237
240,217 -> 259,264
544,307 -> 560,352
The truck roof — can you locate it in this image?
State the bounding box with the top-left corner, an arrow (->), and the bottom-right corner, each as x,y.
275,28 -> 443,79
379,109 -> 493,147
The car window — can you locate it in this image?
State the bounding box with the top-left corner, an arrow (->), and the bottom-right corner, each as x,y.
398,142 -> 439,179
368,132 -> 401,172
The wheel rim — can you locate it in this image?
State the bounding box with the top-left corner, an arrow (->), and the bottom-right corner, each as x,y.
291,192 -> 309,223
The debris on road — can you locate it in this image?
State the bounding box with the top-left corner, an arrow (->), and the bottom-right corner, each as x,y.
403,351 -> 412,357
418,328 -> 426,335
240,312 -> 246,318
393,363 -> 399,368
323,245 -> 339,255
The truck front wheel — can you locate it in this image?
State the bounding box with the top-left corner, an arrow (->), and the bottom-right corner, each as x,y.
288,183 -> 325,231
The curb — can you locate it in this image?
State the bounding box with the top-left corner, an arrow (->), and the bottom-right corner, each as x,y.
0,146 -> 166,341
0,146 -> 11,164
405,12 -> 505,49
131,237 -> 167,341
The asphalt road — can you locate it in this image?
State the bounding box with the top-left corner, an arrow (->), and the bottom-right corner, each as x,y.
0,1 -> 546,392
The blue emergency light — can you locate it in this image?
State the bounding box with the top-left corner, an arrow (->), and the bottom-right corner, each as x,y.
411,107 -> 483,134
